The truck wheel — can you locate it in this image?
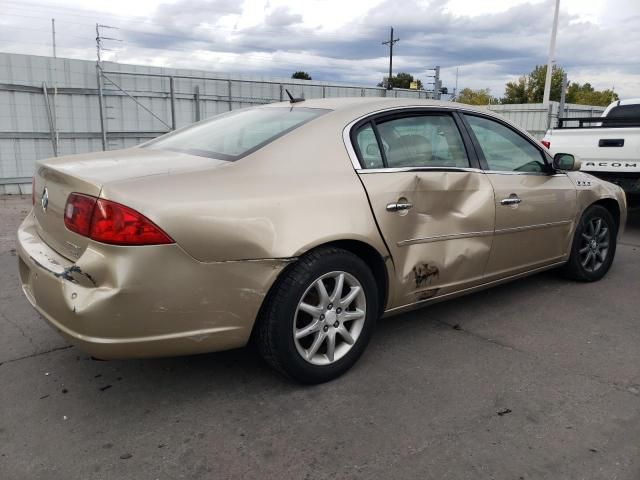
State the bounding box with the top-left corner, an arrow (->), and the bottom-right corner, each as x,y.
562,205 -> 617,281
255,247 -> 378,384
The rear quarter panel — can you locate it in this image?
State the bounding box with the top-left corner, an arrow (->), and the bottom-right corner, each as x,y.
99,112 -> 390,263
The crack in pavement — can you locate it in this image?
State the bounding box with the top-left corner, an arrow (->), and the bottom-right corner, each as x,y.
0,345 -> 73,367
437,319 -> 640,399
0,308 -> 34,349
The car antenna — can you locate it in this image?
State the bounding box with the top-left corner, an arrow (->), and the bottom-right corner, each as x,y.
285,89 -> 305,103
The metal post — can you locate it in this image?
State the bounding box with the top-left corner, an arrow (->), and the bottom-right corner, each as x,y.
543,0 -> 560,106
42,82 -> 58,157
169,76 -> 177,130
194,85 -> 201,122
558,72 -> 567,126
227,79 -> 233,111
279,84 -> 284,102
322,85 -> 326,98
96,64 -> 107,151
361,88 -> 365,97
51,19 -> 56,58
547,102 -> 554,130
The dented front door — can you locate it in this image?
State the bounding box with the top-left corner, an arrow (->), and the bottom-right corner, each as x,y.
358,170 -> 495,309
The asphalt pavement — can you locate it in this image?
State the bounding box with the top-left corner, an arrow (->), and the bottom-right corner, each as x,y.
1,194 -> 639,480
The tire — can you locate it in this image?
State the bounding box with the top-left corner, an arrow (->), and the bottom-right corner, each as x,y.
255,247 -> 379,384
562,205 -> 617,281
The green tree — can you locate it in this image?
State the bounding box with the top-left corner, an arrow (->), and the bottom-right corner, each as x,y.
456,88 -> 494,105
566,82 -> 618,106
377,72 -> 423,90
502,76 -> 528,104
502,65 -> 565,103
291,71 -> 312,80
501,65 -> 617,106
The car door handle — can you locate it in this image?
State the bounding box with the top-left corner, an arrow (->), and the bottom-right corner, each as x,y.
500,195 -> 522,206
386,202 -> 414,212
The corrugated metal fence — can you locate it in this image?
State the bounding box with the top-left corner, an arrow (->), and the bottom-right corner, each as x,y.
0,52 -> 605,194
488,103 -> 605,139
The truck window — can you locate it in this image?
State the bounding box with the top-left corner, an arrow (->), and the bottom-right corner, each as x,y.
606,105 -> 640,125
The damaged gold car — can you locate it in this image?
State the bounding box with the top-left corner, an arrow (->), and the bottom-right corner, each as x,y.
17,98 -> 626,383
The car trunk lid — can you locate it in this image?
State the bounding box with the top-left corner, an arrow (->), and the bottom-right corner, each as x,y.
33,148 -> 228,260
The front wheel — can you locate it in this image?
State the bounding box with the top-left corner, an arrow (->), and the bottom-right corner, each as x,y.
562,205 -> 617,281
255,247 -> 379,384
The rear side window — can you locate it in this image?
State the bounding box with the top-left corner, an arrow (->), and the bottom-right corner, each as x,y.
354,124 -> 384,169
605,104 -> 640,125
464,115 -> 546,172
144,107 -> 328,160
370,114 -> 469,169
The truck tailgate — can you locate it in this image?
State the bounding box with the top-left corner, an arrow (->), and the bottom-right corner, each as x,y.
547,127 -> 640,172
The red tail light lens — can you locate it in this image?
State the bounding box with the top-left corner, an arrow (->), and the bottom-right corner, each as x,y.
541,140 -> 551,149
89,198 -> 174,245
64,194 -> 174,246
64,193 -> 97,236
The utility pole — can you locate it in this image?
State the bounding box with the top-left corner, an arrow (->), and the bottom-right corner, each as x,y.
434,66 -> 441,100
382,27 -> 399,89
51,19 -> 56,58
543,0 -> 560,106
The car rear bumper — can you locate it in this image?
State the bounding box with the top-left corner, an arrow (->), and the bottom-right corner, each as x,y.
16,211 -> 289,359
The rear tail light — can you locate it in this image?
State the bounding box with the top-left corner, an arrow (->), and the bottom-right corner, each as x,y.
64,194 -> 174,246
64,193 -> 97,237
541,140 -> 551,149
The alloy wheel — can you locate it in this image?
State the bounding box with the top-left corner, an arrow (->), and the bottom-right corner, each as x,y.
293,271 -> 367,366
579,217 -> 610,273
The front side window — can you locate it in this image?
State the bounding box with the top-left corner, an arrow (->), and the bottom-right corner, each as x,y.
372,114 -> 469,169
464,115 -> 546,172
144,107 -> 328,160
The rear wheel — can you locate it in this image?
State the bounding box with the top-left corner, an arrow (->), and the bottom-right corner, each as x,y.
562,205 -> 617,281
255,247 -> 378,384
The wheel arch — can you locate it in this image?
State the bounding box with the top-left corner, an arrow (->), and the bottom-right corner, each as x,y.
320,239 -> 390,317
589,198 -> 621,230
253,239 -> 390,342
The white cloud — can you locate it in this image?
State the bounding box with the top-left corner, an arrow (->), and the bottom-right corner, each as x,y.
0,0 -> 638,99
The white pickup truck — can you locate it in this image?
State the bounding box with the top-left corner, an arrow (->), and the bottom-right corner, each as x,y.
542,98 -> 640,197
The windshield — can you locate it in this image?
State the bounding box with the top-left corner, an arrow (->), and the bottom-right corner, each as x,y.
143,107 -> 328,160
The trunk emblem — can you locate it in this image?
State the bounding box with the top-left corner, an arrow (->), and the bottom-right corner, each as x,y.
41,187 -> 49,212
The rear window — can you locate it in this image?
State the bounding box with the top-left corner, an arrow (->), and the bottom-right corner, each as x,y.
606,104 -> 640,120
143,107 -> 328,160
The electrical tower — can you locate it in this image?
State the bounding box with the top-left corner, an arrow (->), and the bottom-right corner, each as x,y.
423,66 -> 444,99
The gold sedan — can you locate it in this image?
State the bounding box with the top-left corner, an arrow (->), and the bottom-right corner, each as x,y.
17,98 -> 626,383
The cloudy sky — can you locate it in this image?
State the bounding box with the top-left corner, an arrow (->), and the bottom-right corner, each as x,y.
1,0 -> 638,98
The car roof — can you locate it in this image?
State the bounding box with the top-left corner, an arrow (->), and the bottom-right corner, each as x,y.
256,97 -> 540,146
261,96 -> 491,116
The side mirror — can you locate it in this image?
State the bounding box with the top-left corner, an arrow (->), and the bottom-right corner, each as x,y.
366,143 -> 381,156
552,153 -> 581,171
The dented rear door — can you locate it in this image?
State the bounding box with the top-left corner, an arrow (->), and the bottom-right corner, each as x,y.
352,110 -> 495,309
